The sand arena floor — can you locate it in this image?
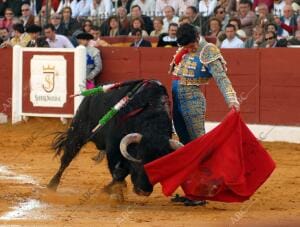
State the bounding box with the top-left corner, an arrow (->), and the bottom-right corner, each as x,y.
0,118 -> 299,226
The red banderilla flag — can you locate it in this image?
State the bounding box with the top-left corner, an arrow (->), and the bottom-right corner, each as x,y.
144,109 -> 276,202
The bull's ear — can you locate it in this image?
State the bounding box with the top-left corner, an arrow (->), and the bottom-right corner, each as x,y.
169,139 -> 184,150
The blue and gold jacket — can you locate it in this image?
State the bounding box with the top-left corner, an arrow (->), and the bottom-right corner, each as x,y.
172,38 -> 238,105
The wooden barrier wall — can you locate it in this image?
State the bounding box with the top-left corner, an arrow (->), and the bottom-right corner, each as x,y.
1,47 -> 300,126
0,48 -> 12,116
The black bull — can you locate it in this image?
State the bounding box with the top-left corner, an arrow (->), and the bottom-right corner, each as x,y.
48,80 -> 182,196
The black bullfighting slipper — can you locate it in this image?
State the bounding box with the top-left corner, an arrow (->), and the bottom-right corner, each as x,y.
184,199 -> 207,206
171,194 -> 188,203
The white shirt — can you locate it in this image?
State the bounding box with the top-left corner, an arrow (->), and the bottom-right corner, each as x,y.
90,0 -> 113,16
155,0 -> 179,14
199,0 -> 217,17
71,0 -> 92,18
47,34 -> 74,48
273,1 -> 286,16
282,17 -> 291,37
221,36 -> 244,48
163,16 -> 179,32
131,0 -> 156,14
30,0 -> 38,16
178,0 -> 197,15
56,0 -> 72,13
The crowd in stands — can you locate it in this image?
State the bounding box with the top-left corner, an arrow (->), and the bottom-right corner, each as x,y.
0,0 -> 299,48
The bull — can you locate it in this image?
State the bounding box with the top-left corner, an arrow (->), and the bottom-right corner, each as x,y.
47,80 -> 182,197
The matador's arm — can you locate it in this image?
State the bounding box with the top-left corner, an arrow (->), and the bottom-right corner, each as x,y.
200,43 -> 240,109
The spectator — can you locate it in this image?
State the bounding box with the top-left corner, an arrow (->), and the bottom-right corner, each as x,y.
129,17 -> 149,36
131,0 -> 156,14
76,32 -> 102,88
199,0 -> 217,18
20,2 -> 35,28
61,6 -> 80,37
28,0 -> 43,16
117,0 -> 134,14
71,19 -> 94,45
178,0 -> 197,16
117,6 -> 130,34
0,27 -> 10,44
150,17 -> 165,37
42,0 -> 56,14
266,22 -> 278,33
218,0 -> 237,14
162,6 -> 179,32
26,24 -> 41,46
229,17 -> 242,29
178,15 -> 192,26
82,19 -> 93,33
253,0 -> 273,12
90,0 -> 113,17
1,23 -> 31,47
157,22 -> 178,47
221,23 -> 244,48
130,28 -> 152,47
36,36 -> 50,47
275,4 -> 298,37
228,17 -> 247,40
185,6 -> 201,32
50,13 -> 67,36
43,23 -> 74,48
276,37 -> 288,46
287,30 -> 300,45
1,0 -> 23,16
255,3 -> 274,28
155,0 -> 179,14
286,0 -> 300,12
207,17 -> 225,46
244,25 -> 265,47
207,17 -> 223,38
236,0 -> 256,36
89,26 -> 110,47
263,31 -> 278,47
214,5 -> 230,31
71,0 -> 92,18
273,0 -> 286,16
130,4 -> 153,34
56,0 -> 73,14
0,8 -> 17,34
104,15 -> 127,36
199,0 -> 217,35
35,5 -> 54,27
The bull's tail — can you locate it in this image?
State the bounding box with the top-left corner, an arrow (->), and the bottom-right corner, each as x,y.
48,127 -> 87,190
52,131 -> 68,157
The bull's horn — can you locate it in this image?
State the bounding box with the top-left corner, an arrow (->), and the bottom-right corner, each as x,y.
120,133 -> 142,163
169,139 -> 184,150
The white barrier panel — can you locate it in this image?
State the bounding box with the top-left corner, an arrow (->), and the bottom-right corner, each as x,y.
12,46 -> 86,124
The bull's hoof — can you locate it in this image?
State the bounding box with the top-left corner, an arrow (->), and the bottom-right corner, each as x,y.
102,180 -> 127,194
91,151 -> 106,164
47,180 -> 58,191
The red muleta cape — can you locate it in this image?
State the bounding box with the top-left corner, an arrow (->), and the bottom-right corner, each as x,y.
144,109 -> 276,202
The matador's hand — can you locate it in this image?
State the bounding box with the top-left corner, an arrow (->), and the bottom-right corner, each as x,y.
229,102 -> 240,112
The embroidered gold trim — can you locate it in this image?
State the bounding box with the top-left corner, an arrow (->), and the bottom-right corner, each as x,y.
179,77 -> 211,86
